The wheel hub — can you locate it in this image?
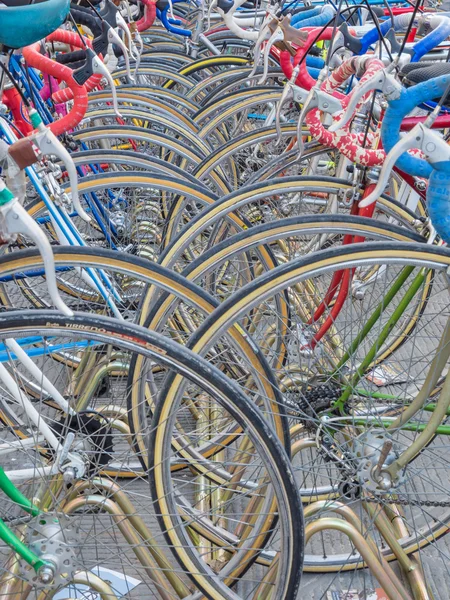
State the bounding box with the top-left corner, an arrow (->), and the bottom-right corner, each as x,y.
19,512 -> 78,589
353,431 -> 402,493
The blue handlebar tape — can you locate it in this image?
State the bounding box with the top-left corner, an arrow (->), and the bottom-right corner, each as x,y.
157,7 -> 192,36
359,18 -> 395,53
382,74 -> 450,178
292,5 -> 335,28
306,55 -> 325,69
427,164 -> 450,243
411,18 -> 450,62
290,6 -> 322,25
307,66 -> 321,78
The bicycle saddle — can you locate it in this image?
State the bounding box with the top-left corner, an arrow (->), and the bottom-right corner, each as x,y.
0,0 -> 70,49
400,61 -> 450,84
400,62 -> 450,106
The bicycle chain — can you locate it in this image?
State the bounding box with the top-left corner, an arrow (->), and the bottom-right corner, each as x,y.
287,388 -> 450,508
364,496 -> 450,508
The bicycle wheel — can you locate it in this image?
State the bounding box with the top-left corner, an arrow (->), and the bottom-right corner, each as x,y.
23,172 -> 217,258
113,65 -> 195,92
167,215 -> 428,363
138,218 -> 429,444
0,246 -> 289,467
192,125 -> 328,191
178,241 -> 450,578
129,50 -> 195,68
72,128 -> 230,194
158,176 -> 425,261
0,311 -> 303,599
71,149 -> 211,190
88,86 -> 200,115
80,109 -> 209,154
195,88 -> 284,147
196,67 -> 285,106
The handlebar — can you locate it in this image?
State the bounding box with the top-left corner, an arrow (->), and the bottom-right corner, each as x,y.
357,13 -> 412,54
156,0 -> 191,36
280,27 -> 345,91
305,56 -> 386,166
291,5 -> 335,29
216,0 -> 259,40
157,6 -> 192,36
23,41 -> 88,137
44,30 -> 103,103
427,164 -> 450,243
337,13 -> 450,62
381,74 -> 450,178
136,0 -> 157,32
290,7 -> 322,26
411,15 -> 450,61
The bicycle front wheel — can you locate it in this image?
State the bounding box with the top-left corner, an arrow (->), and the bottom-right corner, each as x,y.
0,311 -> 303,599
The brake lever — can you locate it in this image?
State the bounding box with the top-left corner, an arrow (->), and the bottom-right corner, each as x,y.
335,22 -> 363,55
329,67 -> 402,133
259,25 -> 284,84
92,54 -> 122,118
73,48 -> 122,117
359,123 -> 450,207
108,25 -> 135,82
296,74 -> 342,160
133,31 -> 143,77
0,188 -> 73,316
29,115 -> 91,223
248,15 -> 276,79
116,12 -> 134,54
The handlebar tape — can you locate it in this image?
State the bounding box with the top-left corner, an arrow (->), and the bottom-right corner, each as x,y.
45,30 -> 102,102
136,0 -> 156,32
307,66 -> 320,79
23,42 -> 88,136
306,57 -> 385,166
292,6 -> 334,29
56,50 -> 87,65
290,7 -> 321,26
427,161 -> 450,244
280,28 -> 339,91
427,164 -> 450,243
411,17 -> 450,61
157,6 -> 191,36
382,74 -> 450,178
306,55 -> 325,69
359,13 -> 411,54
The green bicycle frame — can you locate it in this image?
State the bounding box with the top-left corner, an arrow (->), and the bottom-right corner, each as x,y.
0,466 -> 48,572
321,262 -> 450,482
